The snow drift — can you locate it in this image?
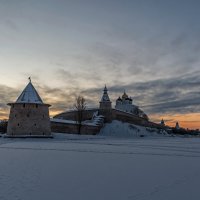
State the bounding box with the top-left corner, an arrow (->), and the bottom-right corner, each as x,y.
99,120 -> 168,137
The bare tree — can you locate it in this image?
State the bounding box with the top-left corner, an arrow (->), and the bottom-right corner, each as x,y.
74,96 -> 86,134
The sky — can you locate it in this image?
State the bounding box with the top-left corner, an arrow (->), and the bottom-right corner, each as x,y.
0,0 -> 200,129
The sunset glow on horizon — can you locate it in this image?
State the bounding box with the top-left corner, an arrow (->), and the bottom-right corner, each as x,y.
151,113 -> 200,130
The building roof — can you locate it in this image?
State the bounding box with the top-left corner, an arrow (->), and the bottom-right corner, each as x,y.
100,85 -> 111,102
16,81 -> 44,104
125,97 -> 132,101
117,96 -> 122,101
122,91 -> 128,99
175,122 -> 180,129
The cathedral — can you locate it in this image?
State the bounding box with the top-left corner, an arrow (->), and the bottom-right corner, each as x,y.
115,91 -> 148,120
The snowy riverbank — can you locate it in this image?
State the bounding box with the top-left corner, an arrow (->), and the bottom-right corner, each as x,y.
0,134 -> 200,200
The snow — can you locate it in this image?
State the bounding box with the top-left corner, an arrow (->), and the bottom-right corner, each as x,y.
15,82 -> 43,104
0,132 -> 200,200
51,118 -> 77,124
100,120 -> 168,137
51,115 -> 104,126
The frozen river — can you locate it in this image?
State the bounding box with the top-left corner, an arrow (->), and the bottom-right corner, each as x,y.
0,134 -> 200,200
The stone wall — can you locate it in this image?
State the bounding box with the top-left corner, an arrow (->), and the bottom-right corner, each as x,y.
51,121 -> 102,135
112,109 -> 147,125
7,103 -> 51,136
52,108 -> 164,135
112,109 -> 164,129
53,109 -> 99,121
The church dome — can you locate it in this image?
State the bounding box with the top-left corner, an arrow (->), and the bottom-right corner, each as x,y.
117,97 -> 122,101
122,91 -> 128,99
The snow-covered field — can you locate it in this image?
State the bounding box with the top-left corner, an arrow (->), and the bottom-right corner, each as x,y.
0,133 -> 200,200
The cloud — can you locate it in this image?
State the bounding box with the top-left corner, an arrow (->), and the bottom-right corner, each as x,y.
4,19 -> 18,31
0,84 -> 20,119
42,69 -> 200,117
0,67 -> 199,121
81,70 -> 200,115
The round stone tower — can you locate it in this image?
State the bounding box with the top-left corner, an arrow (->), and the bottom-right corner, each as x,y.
7,79 -> 51,137
99,85 -> 112,122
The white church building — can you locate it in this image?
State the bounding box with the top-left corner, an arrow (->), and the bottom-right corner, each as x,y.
115,91 -> 148,119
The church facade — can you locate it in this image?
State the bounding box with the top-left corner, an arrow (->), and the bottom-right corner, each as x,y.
115,91 -> 148,120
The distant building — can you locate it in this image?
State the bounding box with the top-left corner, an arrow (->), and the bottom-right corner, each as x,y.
175,122 -> 180,129
7,79 -> 51,137
161,119 -> 165,126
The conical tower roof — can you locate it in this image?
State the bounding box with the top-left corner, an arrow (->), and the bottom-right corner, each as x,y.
100,85 -> 111,102
161,119 -> 165,126
175,122 -> 180,129
15,81 -> 43,104
122,90 -> 128,99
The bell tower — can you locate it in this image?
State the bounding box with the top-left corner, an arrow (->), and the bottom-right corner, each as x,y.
99,85 -> 112,122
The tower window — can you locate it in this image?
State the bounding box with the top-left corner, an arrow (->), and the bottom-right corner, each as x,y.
23,104 -> 25,108
34,123 -> 36,126
12,105 -> 14,108
36,104 -> 38,108
17,123 -> 20,126
27,114 -> 30,117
